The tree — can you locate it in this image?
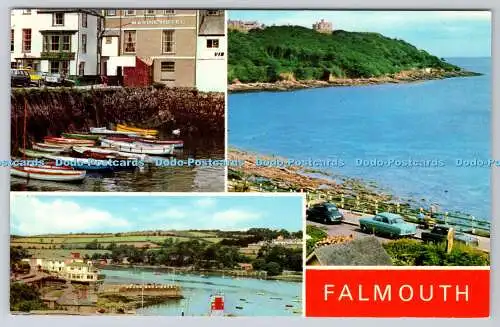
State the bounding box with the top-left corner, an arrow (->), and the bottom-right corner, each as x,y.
264,262 -> 282,276
252,258 -> 266,271
10,282 -> 46,312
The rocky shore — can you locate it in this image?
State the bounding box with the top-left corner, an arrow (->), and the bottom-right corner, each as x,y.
228,69 -> 481,93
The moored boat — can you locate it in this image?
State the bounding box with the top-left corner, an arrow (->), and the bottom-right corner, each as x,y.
100,139 -> 174,156
32,142 -> 68,153
89,127 -> 140,137
61,133 -> 101,140
116,123 -> 159,137
42,154 -> 116,171
44,136 -> 95,147
11,166 -> 86,182
72,146 -> 149,161
103,136 -> 184,148
19,148 -> 51,158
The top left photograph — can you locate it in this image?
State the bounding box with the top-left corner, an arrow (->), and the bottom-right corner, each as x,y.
10,9 -> 226,192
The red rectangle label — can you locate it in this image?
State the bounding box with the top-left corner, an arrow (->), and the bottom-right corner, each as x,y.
305,268 -> 490,317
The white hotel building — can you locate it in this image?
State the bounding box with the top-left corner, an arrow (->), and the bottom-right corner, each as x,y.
10,9 -> 102,76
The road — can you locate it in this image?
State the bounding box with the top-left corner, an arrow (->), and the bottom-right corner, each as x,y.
308,209 -> 490,252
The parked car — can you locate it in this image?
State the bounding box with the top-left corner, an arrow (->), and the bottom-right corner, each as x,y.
421,225 -> 479,247
306,203 -> 344,224
359,212 -> 417,238
44,72 -> 64,85
29,71 -> 48,86
11,69 -> 31,87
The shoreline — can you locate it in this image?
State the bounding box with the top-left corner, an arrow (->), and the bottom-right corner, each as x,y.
227,148 -> 491,236
228,70 -> 481,93
100,264 -> 303,283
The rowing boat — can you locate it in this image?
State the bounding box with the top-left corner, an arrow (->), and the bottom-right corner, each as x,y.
42,154 -> 116,171
61,133 -> 101,140
11,166 -> 86,182
100,139 -> 174,156
89,127 -> 140,137
44,137 -> 95,147
19,148 -> 51,158
104,136 -> 184,148
116,124 -> 159,137
32,142 -> 68,153
72,146 -> 149,161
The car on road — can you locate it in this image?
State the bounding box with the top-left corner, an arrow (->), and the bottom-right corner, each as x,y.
11,69 -> 31,87
306,203 -> 344,224
421,225 -> 479,247
359,212 -> 416,238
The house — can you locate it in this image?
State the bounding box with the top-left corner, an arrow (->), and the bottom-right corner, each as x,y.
10,8 -> 103,76
195,10 -> 226,92
237,263 -> 253,271
306,236 -> 393,266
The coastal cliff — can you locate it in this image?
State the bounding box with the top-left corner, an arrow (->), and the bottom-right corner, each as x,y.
228,26 -> 480,92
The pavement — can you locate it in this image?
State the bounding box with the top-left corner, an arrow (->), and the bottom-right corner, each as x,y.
308,209 -> 490,253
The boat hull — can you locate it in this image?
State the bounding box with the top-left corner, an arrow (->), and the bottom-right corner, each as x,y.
90,127 -> 139,137
11,166 -> 86,182
105,136 -> 184,149
62,133 -> 101,140
116,124 -> 159,137
72,146 -> 149,161
31,143 -> 67,153
101,139 -> 174,156
44,137 -> 95,147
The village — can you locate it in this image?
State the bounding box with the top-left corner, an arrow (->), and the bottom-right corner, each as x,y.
11,9 -> 226,90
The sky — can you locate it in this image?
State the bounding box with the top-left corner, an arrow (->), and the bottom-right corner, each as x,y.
228,10 -> 491,58
10,194 -> 304,236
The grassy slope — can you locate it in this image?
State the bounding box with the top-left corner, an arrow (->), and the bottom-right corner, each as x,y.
228,26 -> 463,83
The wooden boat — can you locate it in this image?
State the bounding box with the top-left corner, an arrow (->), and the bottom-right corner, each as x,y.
19,148 -> 51,158
89,127 -> 140,137
32,142 -> 67,153
72,146 -> 149,162
44,136 -> 95,147
100,139 -> 174,156
42,154 -> 115,171
104,136 -> 184,149
62,133 -> 101,140
116,123 -> 159,137
11,165 -> 86,182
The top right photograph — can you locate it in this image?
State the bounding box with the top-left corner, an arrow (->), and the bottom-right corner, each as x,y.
227,10 -> 491,265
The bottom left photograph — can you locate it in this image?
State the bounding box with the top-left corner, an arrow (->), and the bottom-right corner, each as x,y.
9,193 -> 304,317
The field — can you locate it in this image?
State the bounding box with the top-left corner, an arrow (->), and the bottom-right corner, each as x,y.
11,231 -> 222,251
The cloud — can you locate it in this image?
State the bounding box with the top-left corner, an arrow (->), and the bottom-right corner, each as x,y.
211,209 -> 262,229
10,196 -> 130,235
194,197 -> 217,208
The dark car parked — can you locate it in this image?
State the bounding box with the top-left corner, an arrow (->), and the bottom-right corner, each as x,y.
306,203 -> 344,224
11,69 -> 31,87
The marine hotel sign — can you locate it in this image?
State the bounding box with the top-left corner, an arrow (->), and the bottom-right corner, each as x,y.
130,19 -> 185,25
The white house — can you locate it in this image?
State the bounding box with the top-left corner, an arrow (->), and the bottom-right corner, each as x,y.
10,9 -> 102,76
195,10 -> 227,92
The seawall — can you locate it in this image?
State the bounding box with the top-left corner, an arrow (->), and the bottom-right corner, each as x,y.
11,87 -> 224,151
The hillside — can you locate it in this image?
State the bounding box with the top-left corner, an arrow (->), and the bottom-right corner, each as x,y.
228,26 -> 475,84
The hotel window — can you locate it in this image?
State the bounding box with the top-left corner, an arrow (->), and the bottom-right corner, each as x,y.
50,35 -> 60,51
125,10 -> 136,16
82,13 -> 87,27
162,30 -> 174,53
106,9 -> 116,16
161,61 -> 175,72
11,29 -> 14,52
78,61 -> 85,76
81,34 -> 87,53
163,10 -> 175,15
145,9 -> 156,15
206,39 -> 219,48
22,9 -> 31,15
105,36 -> 112,44
123,30 -> 136,53
207,10 -> 222,16
53,12 -> 64,26
44,34 -> 72,52
22,29 -> 32,52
